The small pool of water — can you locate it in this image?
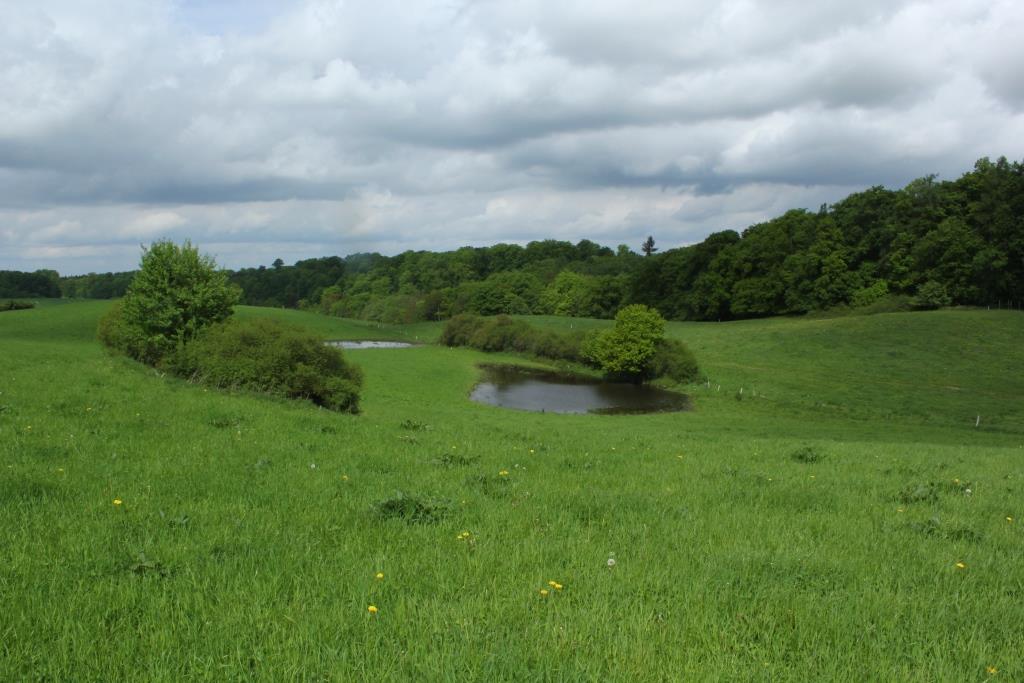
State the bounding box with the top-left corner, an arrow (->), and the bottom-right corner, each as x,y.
326,340 -> 417,349
469,364 -> 690,415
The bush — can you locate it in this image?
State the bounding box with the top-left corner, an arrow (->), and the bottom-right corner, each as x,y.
912,281 -> 952,310
582,304 -> 666,380
108,240 -> 239,364
468,315 -> 534,352
439,314 -> 483,347
851,280 -> 889,308
647,338 -> 700,383
166,318 -> 363,413
1,300 -> 34,311
439,314 -> 585,363
97,301 -> 149,359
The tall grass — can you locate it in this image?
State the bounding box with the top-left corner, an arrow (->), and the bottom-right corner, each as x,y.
1,301 -> 1022,680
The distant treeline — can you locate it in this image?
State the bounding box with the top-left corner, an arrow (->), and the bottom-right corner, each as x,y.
0,270 -> 61,298
5,156 -> 1021,321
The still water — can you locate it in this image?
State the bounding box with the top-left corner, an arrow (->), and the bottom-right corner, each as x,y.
470,364 -> 690,415
326,340 -> 417,349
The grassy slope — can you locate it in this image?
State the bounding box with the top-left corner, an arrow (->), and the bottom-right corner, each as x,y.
2,302 -> 1022,681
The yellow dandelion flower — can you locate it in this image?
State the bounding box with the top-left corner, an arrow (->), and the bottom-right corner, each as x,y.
554,583 -> 563,590
1007,516 -> 1014,523
367,605 -> 378,614
539,589 -> 549,596
548,580 -> 557,587
987,665 -> 998,675
953,478 -> 960,484
955,561 -> 966,569
897,508 -> 905,513
341,475 -> 349,481
529,449 -> 535,454
113,499 -> 122,506
499,470 -> 509,476
375,572 -> 384,580
456,534 -> 464,541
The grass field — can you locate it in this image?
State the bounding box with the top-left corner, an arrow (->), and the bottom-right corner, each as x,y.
2,301 -> 1023,680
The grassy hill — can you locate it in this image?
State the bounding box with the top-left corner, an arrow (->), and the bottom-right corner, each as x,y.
2,302 -> 1022,680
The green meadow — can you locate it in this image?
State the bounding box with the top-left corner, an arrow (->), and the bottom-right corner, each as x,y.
2,301 -> 1023,680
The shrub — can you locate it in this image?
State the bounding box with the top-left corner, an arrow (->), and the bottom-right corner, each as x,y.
439,311 -> 698,383
1,300 -> 34,311
166,317 -> 363,413
851,280 -> 889,308
108,240 -> 239,364
582,304 -> 666,380
439,314 -> 483,347
647,338 -> 700,383
467,315 -> 533,352
912,281 -> 952,310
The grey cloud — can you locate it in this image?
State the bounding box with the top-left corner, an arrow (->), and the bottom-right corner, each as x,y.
1,0 -> 1023,274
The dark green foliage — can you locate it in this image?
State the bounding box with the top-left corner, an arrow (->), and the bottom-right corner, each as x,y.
374,491 -> 449,524
440,314 -> 585,363
790,446 -> 825,464
441,309 -> 698,384
60,271 -> 134,298
648,338 -> 700,383
0,270 -> 60,298
166,317 -> 363,413
912,281 -> 952,310
1,300 -> 34,311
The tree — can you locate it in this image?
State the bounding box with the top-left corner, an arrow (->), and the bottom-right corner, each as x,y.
102,240 -> 239,364
583,304 -> 665,380
641,236 -> 658,256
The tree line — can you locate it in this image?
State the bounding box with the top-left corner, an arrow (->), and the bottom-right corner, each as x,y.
6,156 -> 1021,321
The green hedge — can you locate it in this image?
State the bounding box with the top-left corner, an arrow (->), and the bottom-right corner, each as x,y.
165,318 -> 363,413
439,314 -> 699,384
440,314 -> 586,363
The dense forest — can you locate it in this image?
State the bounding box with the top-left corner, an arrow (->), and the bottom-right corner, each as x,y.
4,156 -> 1021,321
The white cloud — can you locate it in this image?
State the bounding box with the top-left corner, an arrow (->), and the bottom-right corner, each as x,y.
0,0 -> 1022,273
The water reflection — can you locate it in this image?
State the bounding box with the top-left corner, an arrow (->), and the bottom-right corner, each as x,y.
470,364 -> 690,414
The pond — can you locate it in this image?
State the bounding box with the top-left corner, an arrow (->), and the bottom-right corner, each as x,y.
326,340 -> 418,349
469,364 -> 690,415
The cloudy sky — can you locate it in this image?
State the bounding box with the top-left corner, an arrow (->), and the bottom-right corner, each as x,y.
2,0 -> 1022,274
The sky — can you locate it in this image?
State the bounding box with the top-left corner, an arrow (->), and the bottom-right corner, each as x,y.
2,0 -> 1023,275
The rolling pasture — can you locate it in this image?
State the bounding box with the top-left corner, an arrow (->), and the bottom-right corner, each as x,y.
2,301 -> 1022,680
